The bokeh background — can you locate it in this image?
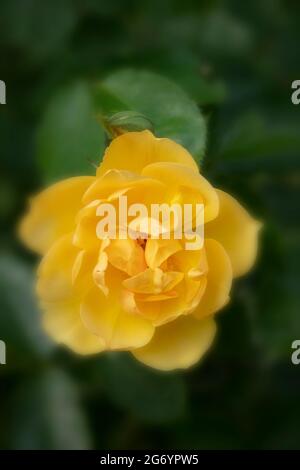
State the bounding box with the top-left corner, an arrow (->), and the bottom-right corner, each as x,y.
0,0 -> 300,450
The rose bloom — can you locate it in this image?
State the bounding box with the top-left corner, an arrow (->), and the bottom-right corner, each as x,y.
20,131 -> 260,370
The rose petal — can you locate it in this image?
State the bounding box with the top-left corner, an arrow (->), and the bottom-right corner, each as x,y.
81,286 -> 154,350
97,130 -> 198,177
193,239 -> 232,318
19,177 -> 95,254
132,315 -> 216,370
42,301 -> 105,355
205,190 -> 261,277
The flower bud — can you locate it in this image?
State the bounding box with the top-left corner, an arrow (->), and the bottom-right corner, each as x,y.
105,111 -> 154,137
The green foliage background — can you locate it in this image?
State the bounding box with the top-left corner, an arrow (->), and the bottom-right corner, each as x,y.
0,0 -> 300,450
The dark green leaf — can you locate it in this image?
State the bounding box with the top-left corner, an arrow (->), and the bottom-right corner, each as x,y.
98,69 -> 207,164
37,82 -> 105,182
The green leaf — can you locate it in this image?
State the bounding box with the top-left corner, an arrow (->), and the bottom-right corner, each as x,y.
11,368 -> 92,449
37,81 -> 105,182
97,353 -> 187,424
97,69 -> 207,164
0,254 -> 53,363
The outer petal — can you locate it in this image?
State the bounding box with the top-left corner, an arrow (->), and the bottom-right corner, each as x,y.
205,190 -> 261,277
83,169 -> 166,205
37,234 -> 93,303
73,200 -> 101,251
132,316 -> 216,371
97,130 -> 198,176
42,301 -> 105,355
37,234 -> 79,303
81,286 -> 154,350
193,239 -> 232,319
142,162 -> 219,222
19,176 -> 95,254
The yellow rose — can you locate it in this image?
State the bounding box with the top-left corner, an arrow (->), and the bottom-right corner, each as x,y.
20,130 -> 260,370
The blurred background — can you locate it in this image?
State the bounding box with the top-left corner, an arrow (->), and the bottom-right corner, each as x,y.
0,0 -> 300,450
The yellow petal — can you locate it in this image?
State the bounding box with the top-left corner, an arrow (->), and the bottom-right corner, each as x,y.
184,276 -> 207,313
169,245 -> 208,275
37,234 -> 83,303
97,130 -> 198,176
145,238 -> 182,269
194,239 -> 232,319
73,199 -> 101,251
138,291 -> 178,302
106,239 -> 147,276
63,321 -> 105,355
83,169 -> 165,205
83,170 -> 139,202
142,162 -> 219,222
205,190 -> 261,277
132,315 -> 216,371
153,136 -> 198,171
120,290 -> 183,327
134,275 -> 206,326
92,238 -> 111,295
80,286 -> 154,350
42,301 -> 105,355
71,249 -> 97,294
134,292 -> 185,326
123,268 -> 183,294
19,176 -> 95,254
